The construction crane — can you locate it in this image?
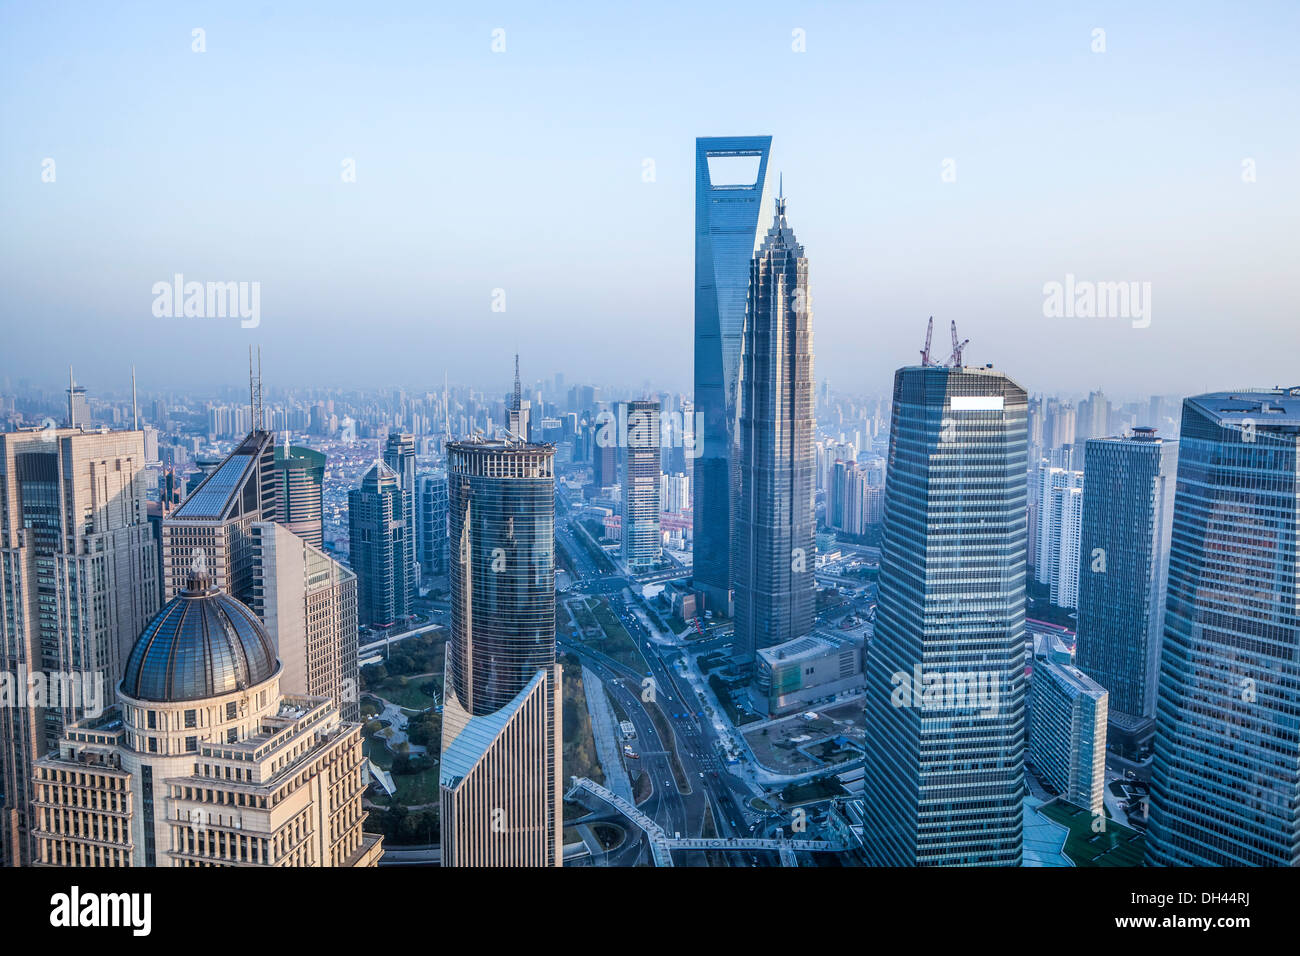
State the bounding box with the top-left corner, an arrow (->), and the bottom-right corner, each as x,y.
919,316 -> 934,366
946,320 -> 970,367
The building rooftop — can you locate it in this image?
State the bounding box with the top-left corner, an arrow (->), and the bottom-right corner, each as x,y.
121,569 -> 278,702
1186,387 -> 1300,428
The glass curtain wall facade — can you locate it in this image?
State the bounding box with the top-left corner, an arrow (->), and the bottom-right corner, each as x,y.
862,366 -> 1029,866
1075,428 -> 1178,724
693,135 -> 774,609
440,440 -> 560,866
1146,389 -> 1300,866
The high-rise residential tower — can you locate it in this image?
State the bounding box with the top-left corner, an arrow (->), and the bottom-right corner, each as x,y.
440,440 -> 560,867
1075,428 -> 1177,742
348,461 -> 410,629
621,399 -> 662,572
0,426 -> 160,866
693,135 -> 774,610
862,364 -> 1029,866
733,191 -> 815,672
1146,388 -> 1300,867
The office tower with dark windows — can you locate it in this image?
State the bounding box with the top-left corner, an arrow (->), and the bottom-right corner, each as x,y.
416,471 -> 448,578
862,364 -> 1029,866
1146,389 -> 1300,867
383,431 -> 418,595
31,568 -> 383,867
348,461 -> 410,629
693,135 -> 774,610
733,191 -> 815,673
250,521 -> 360,721
440,440 -> 560,867
622,400 -> 662,572
1075,427 -> 1177,747
0,426 -> 160,866
272,440 -> 325,548
161,428 -> 278,602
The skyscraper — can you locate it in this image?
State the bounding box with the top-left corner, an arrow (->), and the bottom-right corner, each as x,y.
1027,659 -> 1108,816
272,439 -> 325,548
416,470 -> 448,579
693,135 -> 774,610
1075,428 -> 1177,740
161,428 -> 278,601
862,364 -> 1029,866
1146,388 -> 1300,867
31,568 -> 382,867
733,190 -> 815,672
0,426 -> 160,866
348,461 -> 410,629
507,354 -> 531,441
249,521 -> 361,721
65,368 -> 89,428
440,440 -> 560,867
383,431 -> 418,597
621,399 -> 662,572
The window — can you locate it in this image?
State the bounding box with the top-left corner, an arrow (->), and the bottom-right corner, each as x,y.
185,710 -> 197,728
226,702 -> 237,721
227,728 -> 238,744
146,711 -> 157,729
186,737 -> 197,753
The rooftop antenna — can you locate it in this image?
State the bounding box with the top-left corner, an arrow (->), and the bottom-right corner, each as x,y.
131,365 -> 139,431
255,346 -> 264,431
248,346 -> 255,429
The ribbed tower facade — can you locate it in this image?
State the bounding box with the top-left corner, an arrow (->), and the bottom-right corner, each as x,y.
622,399 -> 662,572
383,432 -> 418,598
693,135 -> 774,609
1075,428 -> 1177,728
348,461 -> 410,629
862,365 -> 1029,866
734,192 -> 815,673
1146,389 -> 1300,866
440,440 -> 560,867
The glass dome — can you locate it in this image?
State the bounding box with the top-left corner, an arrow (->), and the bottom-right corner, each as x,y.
121,570 -> 278,703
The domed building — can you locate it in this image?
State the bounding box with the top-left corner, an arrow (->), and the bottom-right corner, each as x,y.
31,571 -> 383,867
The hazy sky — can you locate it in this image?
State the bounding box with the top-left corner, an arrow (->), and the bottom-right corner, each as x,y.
2,1 -> 1297,400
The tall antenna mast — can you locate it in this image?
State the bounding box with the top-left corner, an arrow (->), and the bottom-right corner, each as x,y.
255,346 -> 264,431
131,365 -> 139,431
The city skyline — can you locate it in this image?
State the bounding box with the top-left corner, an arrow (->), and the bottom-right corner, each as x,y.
3,4 -> 1297,398
1,1 -> 1297,900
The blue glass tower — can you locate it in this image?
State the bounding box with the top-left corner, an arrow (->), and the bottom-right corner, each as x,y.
1146,388 -> 1300,866
1075,428 -> 1178,732
862,365 -> 1029,866
693,135 -> 774,610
